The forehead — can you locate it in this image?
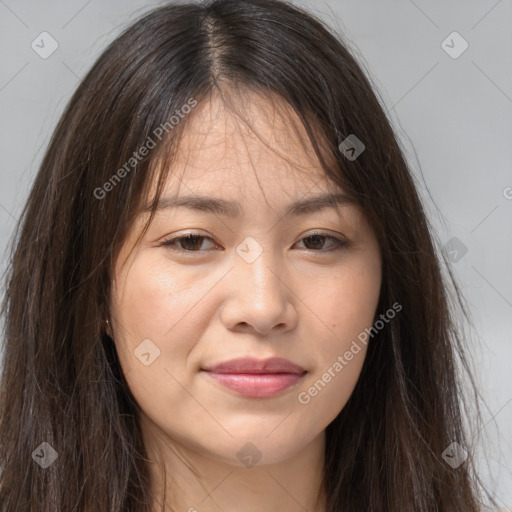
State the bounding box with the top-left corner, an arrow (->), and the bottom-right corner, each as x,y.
151,89 -> 337,201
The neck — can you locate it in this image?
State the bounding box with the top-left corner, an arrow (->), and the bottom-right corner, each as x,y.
141,415 -> 327,512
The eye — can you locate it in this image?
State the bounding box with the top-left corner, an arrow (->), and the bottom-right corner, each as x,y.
161,232 -> 218,254
161,230 -> 350,256
293,231 -> 349,252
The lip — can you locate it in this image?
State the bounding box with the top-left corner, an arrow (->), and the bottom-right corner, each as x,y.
201,357 -> 307,398
203,357 -> 305,374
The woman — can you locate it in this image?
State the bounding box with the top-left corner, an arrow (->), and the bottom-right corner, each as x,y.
0,0 -> 499,510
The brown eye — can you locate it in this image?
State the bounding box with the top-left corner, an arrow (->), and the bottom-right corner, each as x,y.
160,231 -> 350,257
161,234 -> 218,253
295,233 -> 348,252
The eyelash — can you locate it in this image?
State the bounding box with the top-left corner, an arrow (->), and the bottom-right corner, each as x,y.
160,231 -> 351,256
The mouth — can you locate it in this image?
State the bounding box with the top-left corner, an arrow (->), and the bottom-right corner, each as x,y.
201,357 -> 307,399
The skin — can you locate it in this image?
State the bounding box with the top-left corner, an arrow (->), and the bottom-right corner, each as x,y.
109,90 -> 382,512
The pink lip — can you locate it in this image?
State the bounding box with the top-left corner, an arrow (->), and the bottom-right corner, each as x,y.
202,357 -> 306,398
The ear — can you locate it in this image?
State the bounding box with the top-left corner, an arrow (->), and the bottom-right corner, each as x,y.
105,318 -> 113,338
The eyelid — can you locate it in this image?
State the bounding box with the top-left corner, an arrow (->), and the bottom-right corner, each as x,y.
295,230 -> 351,253
160,231 -> 219,254
160,230 -> 351,255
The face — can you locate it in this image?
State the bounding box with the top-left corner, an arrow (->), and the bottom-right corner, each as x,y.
109,91 -> 382,468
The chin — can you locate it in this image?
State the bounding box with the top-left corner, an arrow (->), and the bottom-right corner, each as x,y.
200,433 -> 314,468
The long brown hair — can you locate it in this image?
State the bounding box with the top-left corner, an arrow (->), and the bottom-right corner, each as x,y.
0,0 -> 498,510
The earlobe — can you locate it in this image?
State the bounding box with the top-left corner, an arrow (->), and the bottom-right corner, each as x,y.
105,318 -> 112,338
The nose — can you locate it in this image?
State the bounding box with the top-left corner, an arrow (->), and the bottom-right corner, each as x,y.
219,249 -> 298,336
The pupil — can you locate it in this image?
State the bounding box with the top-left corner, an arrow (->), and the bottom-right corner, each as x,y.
183,235 -> 202,250
306,235 -> 323,249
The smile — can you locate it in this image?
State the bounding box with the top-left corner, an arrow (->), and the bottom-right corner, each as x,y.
201,356 -> 307,398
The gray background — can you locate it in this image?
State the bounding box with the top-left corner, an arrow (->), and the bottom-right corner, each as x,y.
0,0 -> 511,507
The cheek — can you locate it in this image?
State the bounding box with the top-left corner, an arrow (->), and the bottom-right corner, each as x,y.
296,344 -> 367,434
109,257 -> 207,424
304,253 -> 382,349
295,255 -> 380,419
295,282 -> 375,431
111,256 -> 214,353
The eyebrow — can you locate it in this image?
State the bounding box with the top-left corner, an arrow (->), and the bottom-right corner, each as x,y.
144,192 -> 357,218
